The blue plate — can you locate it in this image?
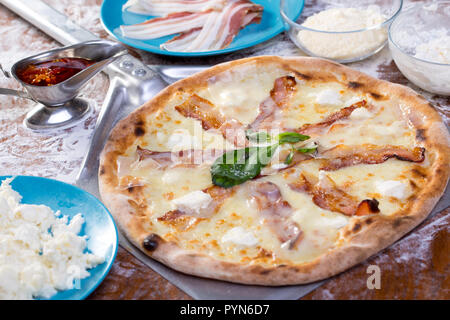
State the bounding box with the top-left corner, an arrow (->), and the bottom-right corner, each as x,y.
100,0 -> 304,57
0,176 -> 118,300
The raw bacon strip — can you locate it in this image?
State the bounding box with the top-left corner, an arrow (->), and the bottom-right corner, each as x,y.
250,181 -> 303,249
159,0 -> 263,52
120,11 -> 212,40
248,76 -> 297,131
158,185 -> 235,220
289,173 -> 380,216
296,100 -> 367,135
174,94 -> 246,147
123,0 -> 226,16
136,146 -> 224,168
320,144 -> 426,171
160,28 -> 202,51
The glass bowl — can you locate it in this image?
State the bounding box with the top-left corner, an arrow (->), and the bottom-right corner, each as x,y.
388,2 -> 450,95
281,0 -> 403,63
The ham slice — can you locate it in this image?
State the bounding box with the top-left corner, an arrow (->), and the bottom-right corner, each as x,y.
250,181 -> 303,249
320,144 -> 425,171
136,146 -> 224,168
289,173 -> 380,216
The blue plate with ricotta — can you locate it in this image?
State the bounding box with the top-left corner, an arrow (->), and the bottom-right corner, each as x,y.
100,0 -> 305,56
0,176 -> 118,300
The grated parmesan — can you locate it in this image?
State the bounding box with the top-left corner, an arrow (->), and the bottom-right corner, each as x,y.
297,6 -> 387,60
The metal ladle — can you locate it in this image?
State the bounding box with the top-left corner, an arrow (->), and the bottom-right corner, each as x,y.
0,40 -> 127,130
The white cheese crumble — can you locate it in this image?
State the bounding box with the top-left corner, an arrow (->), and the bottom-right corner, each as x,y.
297,6 -> 387,60
167,131 -> 200,151
221,227 -> 259,247
349,107 -> 373,121
375,180 -> 407,199
315,89 -> 342,106
172,190 -> 213,215
0,179 -> 104,300
161,170 -> 179,185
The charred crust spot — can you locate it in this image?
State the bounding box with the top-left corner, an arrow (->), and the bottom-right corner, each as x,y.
393,219 -> 402,228
352,223 -> 362,232
99,166 -> 106,175
277,264 -> 287,268
416,129 -> 426,141
365,217 -> 374,225
135,119 -> 145,126
134,126 -> 145,137
368,199 -> 380,212
259,269 -> 272,275
348,81 -> 363,89
369,92 -> 384,100
412,167 -> 427,178
142,233 -> 162,251
409,179 -> 418,189
293,71 -> 312,80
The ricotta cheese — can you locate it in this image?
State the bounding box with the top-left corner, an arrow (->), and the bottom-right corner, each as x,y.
349,107 -> 373,121
315,89 -> 342,106
221,227 -> 259,247
167,130 -> 201,151
297,6 -> 387,60
375,180 -> 407,199
0,179 -> 104,300
172,190 -> 213,215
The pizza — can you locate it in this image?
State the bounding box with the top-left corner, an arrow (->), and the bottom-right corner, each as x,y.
98,56 -> 449,285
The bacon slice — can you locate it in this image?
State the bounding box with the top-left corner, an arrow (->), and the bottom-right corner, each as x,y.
123,0 -> 226,16
296,100 -> 367,135
175,94 -> 228,131
158,185 -> 235,222
250,181 -> 303,249
160,28 -> 202,51
174,94 -> 246,147
136,146 -> 224,168
289,173 -> 380,216
120,11 -> 212,40
161,0 -> 263,52
320,144 -> 426,171
248,76 -> 297,131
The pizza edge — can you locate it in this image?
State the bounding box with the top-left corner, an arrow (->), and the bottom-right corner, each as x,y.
98,56 -> 450,285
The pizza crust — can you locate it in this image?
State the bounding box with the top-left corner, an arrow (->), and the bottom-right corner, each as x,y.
99,56 -> 450,285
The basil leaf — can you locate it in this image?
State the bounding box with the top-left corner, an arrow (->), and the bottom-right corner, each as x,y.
245,130 -> 271,143
277,132 -> 310,144
211,145 -> 278,188
284,150 -> 294,165
297,146 -> 318,153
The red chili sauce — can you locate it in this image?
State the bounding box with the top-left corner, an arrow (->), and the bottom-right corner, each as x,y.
16,57 -> 95,86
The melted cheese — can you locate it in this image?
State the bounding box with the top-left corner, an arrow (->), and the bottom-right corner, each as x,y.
115,62 -> 428,266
